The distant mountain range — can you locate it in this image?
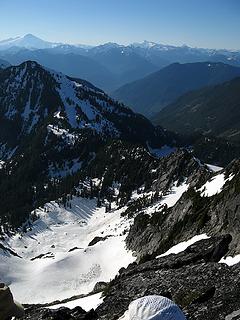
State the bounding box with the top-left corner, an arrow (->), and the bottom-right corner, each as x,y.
112,62 -> 240,117
153,77 -> 240,142
1,34 -> 240,91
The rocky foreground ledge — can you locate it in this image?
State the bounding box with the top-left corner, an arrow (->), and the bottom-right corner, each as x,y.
21,306 -> 98,319
21,235 -> 240,320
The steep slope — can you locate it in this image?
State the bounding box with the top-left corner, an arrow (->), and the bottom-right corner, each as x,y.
0,144 -> 208,305
2,142 -> 240,319
112,62 -> 240,117
154,77 -> 240,142
0,196 -> 135,304
125,157 -> 240,259
0,61 -> 164,151
96,152 -> 240,320
0,61 -> 172,228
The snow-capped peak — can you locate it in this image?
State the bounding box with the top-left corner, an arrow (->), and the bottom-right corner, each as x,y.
0,34 -> 62,50
131,40 -> 158,48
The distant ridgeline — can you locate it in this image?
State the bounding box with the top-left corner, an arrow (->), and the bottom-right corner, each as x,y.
153,76 -> 240,165
154,77 -> 240,141
112,62 -> 240,117
1,35 -> 240,92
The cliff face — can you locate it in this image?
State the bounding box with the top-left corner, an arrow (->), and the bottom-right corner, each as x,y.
125,158 -> 240,261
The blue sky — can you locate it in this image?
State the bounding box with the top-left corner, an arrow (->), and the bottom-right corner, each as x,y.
0,0 -> 240,49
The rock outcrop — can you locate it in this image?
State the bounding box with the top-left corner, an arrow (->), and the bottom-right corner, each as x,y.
126,158 -> 240,260
21,306 -> 98,319
97,235 -> 240,320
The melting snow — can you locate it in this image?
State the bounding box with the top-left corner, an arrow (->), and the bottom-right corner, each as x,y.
156,234 -> 209,258
47,124 -> 78,145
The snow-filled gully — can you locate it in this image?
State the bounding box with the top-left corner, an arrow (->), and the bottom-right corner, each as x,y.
0,197 -> 135,305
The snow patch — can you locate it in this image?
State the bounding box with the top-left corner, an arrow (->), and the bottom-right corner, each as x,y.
48,292 -> 103,311
0,160 -> 5,169
156,234 -> 209,258
206,164 -> 223,172
132,180 -> 189,216
54,111 -> 65,119
199,173 -> 234,197
219,254 -> 240,266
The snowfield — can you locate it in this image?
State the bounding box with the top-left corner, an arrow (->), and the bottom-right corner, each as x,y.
0,197 -> 135,304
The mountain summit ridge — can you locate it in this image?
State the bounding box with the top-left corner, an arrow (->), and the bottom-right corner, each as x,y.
0,60 -> 167,158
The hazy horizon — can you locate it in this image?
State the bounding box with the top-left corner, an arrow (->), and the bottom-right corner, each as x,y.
1,0 -> 240,50
0,33 -> 239,52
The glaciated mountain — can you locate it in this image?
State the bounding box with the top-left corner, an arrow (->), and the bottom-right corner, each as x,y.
1,35 -> 240,66
0,34 -> 61,50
